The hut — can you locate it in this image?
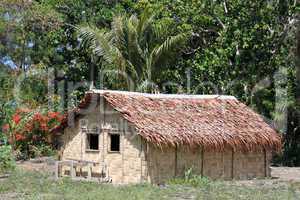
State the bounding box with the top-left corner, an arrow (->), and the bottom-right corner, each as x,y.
53,90 -> 281,184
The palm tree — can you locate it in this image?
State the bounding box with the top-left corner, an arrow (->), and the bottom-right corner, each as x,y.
78,7 -> 188,92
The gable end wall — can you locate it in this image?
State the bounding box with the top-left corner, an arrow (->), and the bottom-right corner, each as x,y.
61,97 -> 145,184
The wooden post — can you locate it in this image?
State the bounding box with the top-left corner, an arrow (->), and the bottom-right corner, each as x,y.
139,137 -> 145,183
201,147 -> 204,177
87,163 -> 92,180
70,161 -> 75,179
80,166 -> 83,177
174,144 -> 178,177
231,148 -> 234,179
146,142 -> 149,182
55,161 -> 59,179
263,149 -> 267,177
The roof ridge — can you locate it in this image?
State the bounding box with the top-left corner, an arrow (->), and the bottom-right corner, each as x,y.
89,89 -> 237,100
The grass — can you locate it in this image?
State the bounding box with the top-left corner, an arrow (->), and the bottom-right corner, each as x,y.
1,169 -> 300,200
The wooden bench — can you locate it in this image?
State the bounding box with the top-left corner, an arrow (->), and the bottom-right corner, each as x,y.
55,159 -> 111,183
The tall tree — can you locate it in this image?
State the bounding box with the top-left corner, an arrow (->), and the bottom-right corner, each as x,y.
78,7 -> 188,92
282,10 -> 300,166
0,0 -> 62,71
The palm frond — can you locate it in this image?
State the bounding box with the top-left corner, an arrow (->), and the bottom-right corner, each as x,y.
153,24 -> 166,40
111,15 -> 126,51
126,17 -> 145,78
136,6 -> 155,49
77,25 -> 98,52
76,7 -> 188,91
77,25 -> 115,63
150,33 -> 188,70
137,6 -> 155,35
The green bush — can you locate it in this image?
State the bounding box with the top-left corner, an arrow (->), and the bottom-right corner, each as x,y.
31,144 -> 56,158
168,168 -> 211,187
0,144 -> 16,174
13,144 -> 56,160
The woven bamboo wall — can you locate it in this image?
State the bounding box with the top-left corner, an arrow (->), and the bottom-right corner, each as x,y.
145,145 -> 271,184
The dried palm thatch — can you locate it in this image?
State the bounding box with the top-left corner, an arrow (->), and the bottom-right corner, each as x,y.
53,90 -> 282,152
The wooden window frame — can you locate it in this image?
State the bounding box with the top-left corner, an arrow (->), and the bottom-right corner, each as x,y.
108,130 -> 121,153
83,127 -> 100,152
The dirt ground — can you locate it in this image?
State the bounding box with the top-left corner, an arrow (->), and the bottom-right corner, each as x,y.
233,167 -> 300,189
271,167 -> 300,181
16,157 -> 56,174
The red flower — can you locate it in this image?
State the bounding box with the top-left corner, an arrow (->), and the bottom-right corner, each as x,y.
48,111 -> 63,122
48,112 -> 58,119
33,113 -> 42,121
40,123 -> 48,131
56,115 -> 64,122
2,124 -> 9,132
12,114 -> 21,124
25,123 -> 33,132
15,133 -> 26,141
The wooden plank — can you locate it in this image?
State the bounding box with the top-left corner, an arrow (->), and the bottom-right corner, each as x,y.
264,149 -> 267,177
231,149 -> 234,179
87,163 -> 92,179
55,161 -> 59,179
58,160 -> 73,166
201,147 -> 204,177
70,161 -> 75,179
65,158 -> 99,164
73,163 -> 88,167
174,144 -> 177,177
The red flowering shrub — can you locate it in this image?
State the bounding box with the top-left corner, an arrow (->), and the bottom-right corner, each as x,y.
15,133 -> 26,141
12,114 -> 21,125
8,109 -> 63,158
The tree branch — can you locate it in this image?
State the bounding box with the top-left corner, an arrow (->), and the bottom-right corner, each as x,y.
216,17 -> 226,29
223,1 -> 228,14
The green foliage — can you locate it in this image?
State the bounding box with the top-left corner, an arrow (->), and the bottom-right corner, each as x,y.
77,7 -> 188,92
0,145 -> 15,173
16,68 -> 49,108
168,168 -> 211,187
0,143 -> 15,174
0,98 -> 17,139
0,0 -> 63,70
0,67 -> 15,103
30,144 -> 56,158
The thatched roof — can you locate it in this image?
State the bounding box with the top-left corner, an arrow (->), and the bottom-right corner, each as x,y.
54,90 -> 282,152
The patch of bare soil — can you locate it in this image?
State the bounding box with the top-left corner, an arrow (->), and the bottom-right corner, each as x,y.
16,157 -> 56,174
227,167 -> 300,191
271,167 -> 300,181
